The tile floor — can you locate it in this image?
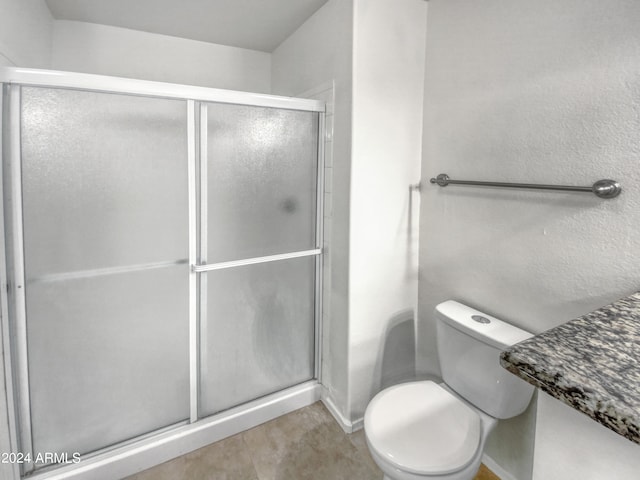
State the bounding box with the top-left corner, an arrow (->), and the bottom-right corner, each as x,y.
126,402 -> 500,480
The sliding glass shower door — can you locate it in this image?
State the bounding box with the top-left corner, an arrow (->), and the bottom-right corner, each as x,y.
197,103 -> 319,416
18,87 -> 191,460
4,79 -> 322,475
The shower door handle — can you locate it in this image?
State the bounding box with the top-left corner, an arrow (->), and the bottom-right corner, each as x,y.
192,249 -> 322,273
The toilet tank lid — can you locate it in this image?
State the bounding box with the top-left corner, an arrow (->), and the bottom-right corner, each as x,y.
435,301 -> 532,349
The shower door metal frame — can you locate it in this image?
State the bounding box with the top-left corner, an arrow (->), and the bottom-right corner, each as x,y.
0,67 -> 325,480
0,83 -> 22,480
3,84 -> 35,474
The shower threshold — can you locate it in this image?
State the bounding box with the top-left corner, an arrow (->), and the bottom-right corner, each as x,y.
25,381 -> 320,480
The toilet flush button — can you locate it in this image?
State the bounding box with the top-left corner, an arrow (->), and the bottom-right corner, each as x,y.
471,315 -> 491,324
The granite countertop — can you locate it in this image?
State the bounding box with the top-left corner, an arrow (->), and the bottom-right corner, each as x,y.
500,292 -> 640,444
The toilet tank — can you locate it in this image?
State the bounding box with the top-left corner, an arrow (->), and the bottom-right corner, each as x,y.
436,301 -> 535,419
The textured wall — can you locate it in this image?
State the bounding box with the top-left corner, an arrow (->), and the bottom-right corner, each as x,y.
273,0 -> 428,426
0,0 -> 52,67
52,20 -> 271,92
349,0 -> 427,421
272,0 -> 354,421
419,0 -> 640,478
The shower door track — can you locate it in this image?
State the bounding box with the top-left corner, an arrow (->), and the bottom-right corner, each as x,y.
17,382 -> 321,480
0,67 -> 326,480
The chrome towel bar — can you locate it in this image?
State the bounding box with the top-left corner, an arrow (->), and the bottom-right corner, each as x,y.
429,174 -> 621,199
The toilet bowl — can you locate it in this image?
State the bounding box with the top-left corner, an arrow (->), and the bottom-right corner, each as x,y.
365,381 -> 496,480
364,301 -> 534,480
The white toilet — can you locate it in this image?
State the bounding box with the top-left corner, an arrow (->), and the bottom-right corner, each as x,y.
364,301 -> 535,480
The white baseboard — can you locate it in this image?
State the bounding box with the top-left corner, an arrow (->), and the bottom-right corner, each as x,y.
482,453 -> 518,480
320,389 -> 364,434
321,391 -> 354,433
351,416 -> 364,432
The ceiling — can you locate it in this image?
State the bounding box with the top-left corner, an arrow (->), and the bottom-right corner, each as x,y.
45,0 -> 329,52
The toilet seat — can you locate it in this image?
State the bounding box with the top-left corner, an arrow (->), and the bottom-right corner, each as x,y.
364,381 -> 481,476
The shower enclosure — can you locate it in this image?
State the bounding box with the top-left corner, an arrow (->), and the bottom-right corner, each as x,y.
0,68 -> 324,479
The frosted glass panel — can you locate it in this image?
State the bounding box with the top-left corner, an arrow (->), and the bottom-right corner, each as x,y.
20,87 -> 189,458
205,104 -> 318,262
199,257 -> 315,417
21,87 -> 188,277
27,268 -> 189,456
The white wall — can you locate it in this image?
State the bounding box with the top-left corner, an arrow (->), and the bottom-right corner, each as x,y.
273,0 -> 427,427
272,0 -> 354,423
0,3 -> 271,92
419,0 -> 640,478
0,0 -> 52,67
52,20 -> 271,92
348,0 -> 426,421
